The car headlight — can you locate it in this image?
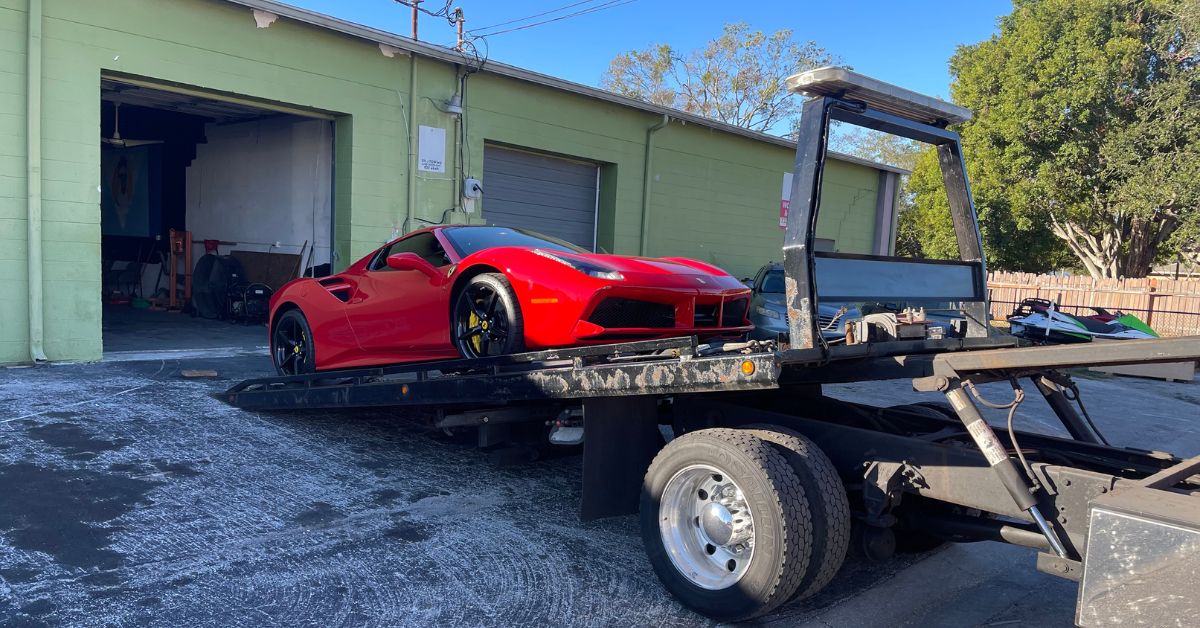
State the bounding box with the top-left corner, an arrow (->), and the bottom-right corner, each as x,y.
755,305 -> 782,320
533,249 -> 624,280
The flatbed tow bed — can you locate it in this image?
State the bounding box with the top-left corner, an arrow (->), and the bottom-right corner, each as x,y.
225,68 -> 1200,624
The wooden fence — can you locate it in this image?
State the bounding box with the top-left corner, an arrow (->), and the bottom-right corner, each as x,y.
987,272 -> 1200,337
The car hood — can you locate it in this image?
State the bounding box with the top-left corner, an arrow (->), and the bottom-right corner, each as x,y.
563,252 -> 723,276
759,293 -> 786,307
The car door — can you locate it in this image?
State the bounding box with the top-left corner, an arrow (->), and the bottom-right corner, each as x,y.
345,232 -> 456,361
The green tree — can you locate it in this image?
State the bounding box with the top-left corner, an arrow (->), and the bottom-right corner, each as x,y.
832,127 -> 923,173
908,0 -> 1198,277
601,23 -> 838,133
831,128 -> 932,257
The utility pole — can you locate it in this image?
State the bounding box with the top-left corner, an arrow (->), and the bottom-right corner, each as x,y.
410,0 -> 420,40
455,7 -> 464,51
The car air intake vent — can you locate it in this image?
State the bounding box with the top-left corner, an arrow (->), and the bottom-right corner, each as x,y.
318,278 -> 352,303
722,299 -> 748,326
588,298 -> 675,329
694,303 -> 718,327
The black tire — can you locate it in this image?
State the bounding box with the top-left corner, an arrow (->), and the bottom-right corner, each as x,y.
271,309 -> 316,375
452,273 -> 525,359
640,428 -> 812,622
744,425 -> 850,602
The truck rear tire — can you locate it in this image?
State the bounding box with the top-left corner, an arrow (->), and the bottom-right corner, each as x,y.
640,428 -> 812,622
744,425 -> 850,602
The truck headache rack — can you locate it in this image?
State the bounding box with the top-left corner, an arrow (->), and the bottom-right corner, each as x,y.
222,66 -> 1200,623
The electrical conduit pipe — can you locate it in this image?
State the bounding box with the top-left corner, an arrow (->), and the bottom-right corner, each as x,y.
638,114 -> 670,257
27,0 -> 47,362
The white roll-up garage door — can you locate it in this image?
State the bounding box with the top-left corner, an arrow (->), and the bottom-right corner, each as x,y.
481,145 -> 599,250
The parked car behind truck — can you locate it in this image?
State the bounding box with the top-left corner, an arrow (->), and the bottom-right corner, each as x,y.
748,262 -> 858,341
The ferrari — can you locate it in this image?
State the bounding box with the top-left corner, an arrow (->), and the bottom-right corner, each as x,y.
268,225 -> 753,374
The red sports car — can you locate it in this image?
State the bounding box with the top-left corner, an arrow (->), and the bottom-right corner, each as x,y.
268,225 -> 752,374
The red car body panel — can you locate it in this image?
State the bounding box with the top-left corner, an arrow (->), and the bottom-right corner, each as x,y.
269,225 -> 752,371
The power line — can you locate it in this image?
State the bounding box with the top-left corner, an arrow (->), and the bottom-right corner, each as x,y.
393,0 -> 457,24
469,0 -> 639,38
468,0 -> 608,33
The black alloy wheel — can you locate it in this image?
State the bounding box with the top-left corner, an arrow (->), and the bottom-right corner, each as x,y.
272,309 -> 315,375
452,273 -> 525,359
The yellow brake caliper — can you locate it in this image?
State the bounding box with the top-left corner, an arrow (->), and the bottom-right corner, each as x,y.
469,310 -> 482,353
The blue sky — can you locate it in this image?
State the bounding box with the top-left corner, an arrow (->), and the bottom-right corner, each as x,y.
285,0 -> 1012,99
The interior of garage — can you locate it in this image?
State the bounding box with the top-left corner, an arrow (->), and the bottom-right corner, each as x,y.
99,78 -> 334,354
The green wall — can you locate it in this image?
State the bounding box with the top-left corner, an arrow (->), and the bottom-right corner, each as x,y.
0,0 -> 889,364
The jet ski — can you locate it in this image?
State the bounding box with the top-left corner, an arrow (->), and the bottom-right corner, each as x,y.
1007,298 -> 1159,343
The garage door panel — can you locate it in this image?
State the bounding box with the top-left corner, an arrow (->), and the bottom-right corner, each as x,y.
489,186 -> 597,210
483,145 -> 598,250
484,175 -> 597,198
484,161 -> 598,186
484,149 -> 598,180
484,203 -> 595,225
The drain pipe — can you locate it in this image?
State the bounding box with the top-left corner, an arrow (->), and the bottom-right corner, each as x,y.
404,54 -> 419,233
638,114 -> 670,257
26,0 -> 47,363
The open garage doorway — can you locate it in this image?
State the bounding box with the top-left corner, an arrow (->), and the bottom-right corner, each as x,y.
99,77 -> 336,356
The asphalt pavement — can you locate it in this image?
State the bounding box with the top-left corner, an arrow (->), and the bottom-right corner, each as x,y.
0,352 -> 1196,626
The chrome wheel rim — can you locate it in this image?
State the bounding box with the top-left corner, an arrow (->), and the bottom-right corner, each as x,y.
659,464 -> 756,590
454,283 -> 510,358
272,316 -> 309,374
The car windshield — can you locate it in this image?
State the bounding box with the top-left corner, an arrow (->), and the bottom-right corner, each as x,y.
760,269 -> 785,293
442,226 -> 588,257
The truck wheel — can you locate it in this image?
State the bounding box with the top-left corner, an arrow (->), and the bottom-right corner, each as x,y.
640,428 -> 812,622
744,425 -> 850,602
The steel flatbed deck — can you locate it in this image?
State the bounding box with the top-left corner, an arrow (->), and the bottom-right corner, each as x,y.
222,335 -> 1027,412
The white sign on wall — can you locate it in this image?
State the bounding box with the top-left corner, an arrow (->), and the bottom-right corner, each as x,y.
418,125 -> 447,173
779,171 -> 794,230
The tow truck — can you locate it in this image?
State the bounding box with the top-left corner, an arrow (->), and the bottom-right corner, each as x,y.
225,67 -> 1200,624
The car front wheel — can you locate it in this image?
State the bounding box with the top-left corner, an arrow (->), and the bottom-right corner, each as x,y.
452,273 -> 525,359
271,309 -> 316,375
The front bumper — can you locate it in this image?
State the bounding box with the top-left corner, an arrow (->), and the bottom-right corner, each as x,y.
572,286 -> 752,342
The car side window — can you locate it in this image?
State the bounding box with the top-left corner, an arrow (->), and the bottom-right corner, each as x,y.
370,233 -> 450,272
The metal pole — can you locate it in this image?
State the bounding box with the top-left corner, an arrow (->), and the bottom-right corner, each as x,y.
936,140 -> 990,338
411,0 -> 420,40
405,55 -> 418,233
455,8 -> 464,51
27,0 -> 47,362
638,114 -> 670,257
782,97 -> 831,351
1030,375 -> 1103,444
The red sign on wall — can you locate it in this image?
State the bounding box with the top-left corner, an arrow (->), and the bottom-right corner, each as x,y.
779,172 -> 793,230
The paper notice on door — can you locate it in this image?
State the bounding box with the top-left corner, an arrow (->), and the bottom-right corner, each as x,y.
418,125 -> 446,173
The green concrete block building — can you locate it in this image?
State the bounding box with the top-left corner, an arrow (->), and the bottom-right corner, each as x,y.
1,0 -> 904,364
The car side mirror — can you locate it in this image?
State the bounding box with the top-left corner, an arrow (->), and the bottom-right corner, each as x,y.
386,252 -> 440,280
